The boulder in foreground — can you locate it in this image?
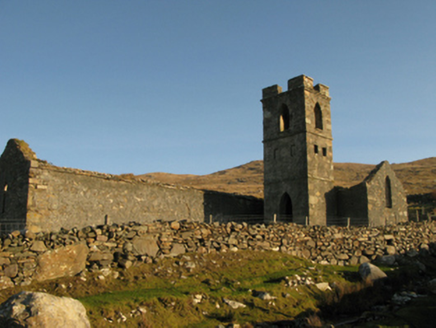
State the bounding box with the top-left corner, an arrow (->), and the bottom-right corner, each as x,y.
358,262 -> 387,282
0,291 -> 90,328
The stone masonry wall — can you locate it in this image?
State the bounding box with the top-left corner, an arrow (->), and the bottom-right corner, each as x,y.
336,184 -> 369,223
262,76 -> 335,225
25,161 -> 262,233
366,162 -> 408,226
0,220 -> 434,288
26,163 -> 205,232
0,140 -> 35,231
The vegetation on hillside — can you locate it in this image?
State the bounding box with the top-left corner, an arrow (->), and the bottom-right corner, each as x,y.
138,158 -> 436,199
138,158 -> 436,218
1,249 -> 435,327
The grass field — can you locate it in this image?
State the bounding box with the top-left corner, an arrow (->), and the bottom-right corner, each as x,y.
1,249 -> 435,327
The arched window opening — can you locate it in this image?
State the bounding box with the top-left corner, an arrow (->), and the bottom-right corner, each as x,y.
385,177 -> 392,208
279,193 -> 293,221
279,105 -> 290,132
1,184 -> 7,214
315,103 -> 323,130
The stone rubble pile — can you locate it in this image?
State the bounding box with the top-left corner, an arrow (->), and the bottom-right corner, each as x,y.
0,220 -> 435,287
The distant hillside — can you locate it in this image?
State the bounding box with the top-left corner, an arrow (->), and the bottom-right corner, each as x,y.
138,158 -> 436,199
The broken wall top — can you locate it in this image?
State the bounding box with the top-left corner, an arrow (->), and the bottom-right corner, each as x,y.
0,139 -> 37,164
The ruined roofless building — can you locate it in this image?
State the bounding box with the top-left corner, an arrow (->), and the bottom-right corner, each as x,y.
262,75 -> 408,226
0,75 -> 408,233
0,139 -> 262,233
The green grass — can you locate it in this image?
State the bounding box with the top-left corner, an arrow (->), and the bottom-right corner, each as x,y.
1,250 -> 435,327
74,251 -> 355,327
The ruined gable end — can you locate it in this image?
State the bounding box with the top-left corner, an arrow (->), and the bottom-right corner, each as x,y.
0,139 -> 35,232
364,161 -> 408,226
0,139 -> 37,163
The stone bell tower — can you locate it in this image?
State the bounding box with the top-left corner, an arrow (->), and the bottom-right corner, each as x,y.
261,75 -> 334,225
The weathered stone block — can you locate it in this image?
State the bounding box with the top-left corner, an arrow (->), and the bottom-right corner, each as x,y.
4,264 -> 18,278
88,252 -> 113,262
131,236 -> 159,257
34,244 -> 89,281
30,240 -> 47,252
170,243 -> 186,256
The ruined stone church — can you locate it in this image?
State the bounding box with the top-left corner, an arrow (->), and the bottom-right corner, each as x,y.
262,75 -> 408,226
0,74 -> 408,233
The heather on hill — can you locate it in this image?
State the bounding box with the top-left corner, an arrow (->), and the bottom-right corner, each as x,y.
139,157 -> 436,199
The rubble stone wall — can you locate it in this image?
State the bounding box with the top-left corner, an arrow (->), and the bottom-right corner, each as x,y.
0,220 -> 434,288
366,162 -> 409,226
0,140 -> 34,228
0,139 -> 263,234
26,163 -> 207,232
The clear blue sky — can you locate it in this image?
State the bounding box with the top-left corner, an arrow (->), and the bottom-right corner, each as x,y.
1,1 -> 435,175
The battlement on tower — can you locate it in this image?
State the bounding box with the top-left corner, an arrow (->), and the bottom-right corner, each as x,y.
262,75 -> 329,99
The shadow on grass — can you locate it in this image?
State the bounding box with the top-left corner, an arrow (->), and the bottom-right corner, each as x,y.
311,253 -> 436,327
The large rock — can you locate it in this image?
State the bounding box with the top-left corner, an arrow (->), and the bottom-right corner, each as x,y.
132,236 -> 159,257
358,262 -> 387,282
0,291 -> 90,327
34,244 -> 89,281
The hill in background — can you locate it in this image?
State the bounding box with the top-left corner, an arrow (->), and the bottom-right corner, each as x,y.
138,158 -> 436,200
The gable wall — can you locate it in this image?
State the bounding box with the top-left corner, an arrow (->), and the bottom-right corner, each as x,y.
366,163 -> 408,226
0,140 -> 32,231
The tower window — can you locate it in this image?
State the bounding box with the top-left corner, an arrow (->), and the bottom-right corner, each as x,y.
385,176 -> 392,208
1,184 -> 7,214
273,148 -> 278,159
322,147 -> 327,156
314,145 -> 318,154
315,103 -> 323,130
279,104 -> 290,132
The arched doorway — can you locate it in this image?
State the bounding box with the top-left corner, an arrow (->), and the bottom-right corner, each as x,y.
279,193 -> 293,221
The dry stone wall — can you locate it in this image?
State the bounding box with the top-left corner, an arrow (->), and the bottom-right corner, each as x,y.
0,220 -> 435,288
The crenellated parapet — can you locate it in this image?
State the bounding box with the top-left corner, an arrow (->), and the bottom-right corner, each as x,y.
262,75 -> 329,100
